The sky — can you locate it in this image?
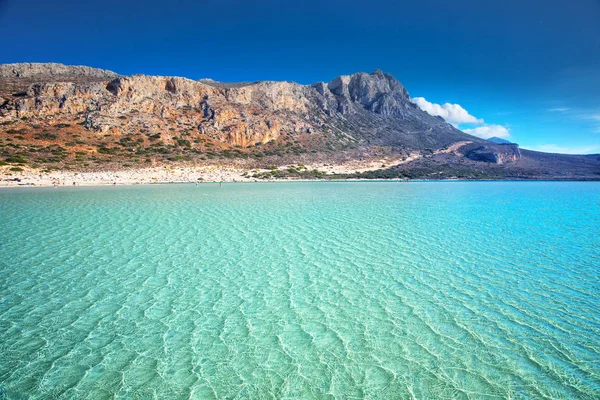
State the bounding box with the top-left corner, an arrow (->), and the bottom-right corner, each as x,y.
1,0 -> 599,153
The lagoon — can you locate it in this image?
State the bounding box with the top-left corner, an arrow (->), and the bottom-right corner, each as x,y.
1,182 -> 599,398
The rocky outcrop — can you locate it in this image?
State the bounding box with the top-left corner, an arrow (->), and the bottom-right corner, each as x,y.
0,63 -> 119,79
0,63 -> 120,100
465,144 -> 521,164
326,69 -> 410,117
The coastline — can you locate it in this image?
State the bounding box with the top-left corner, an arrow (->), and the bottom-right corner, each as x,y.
2,165 -> 599,188
0,165 -> 251,188
0,156 -> 418,188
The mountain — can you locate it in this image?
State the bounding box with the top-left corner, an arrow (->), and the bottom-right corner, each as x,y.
488,137 -> 515,145
1,63 -> 599,180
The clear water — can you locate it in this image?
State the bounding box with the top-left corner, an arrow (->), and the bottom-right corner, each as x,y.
0,182 -> 599,399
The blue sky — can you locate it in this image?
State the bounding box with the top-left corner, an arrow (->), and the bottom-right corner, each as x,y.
1,0 -> 599,153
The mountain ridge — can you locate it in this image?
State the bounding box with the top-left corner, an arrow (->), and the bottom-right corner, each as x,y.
0,62 -> 120,79
1,63 -> 599,180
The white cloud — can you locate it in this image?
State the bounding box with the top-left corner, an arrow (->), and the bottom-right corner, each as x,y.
412,96 -> 511,139
548,108 -> 570,112
411,97 -> 483,125
463,124 -> 510,139
522,144 -> 599,155
587,113 -> 600,122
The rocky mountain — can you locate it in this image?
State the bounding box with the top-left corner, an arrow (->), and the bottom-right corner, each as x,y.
1,63 -> 598,180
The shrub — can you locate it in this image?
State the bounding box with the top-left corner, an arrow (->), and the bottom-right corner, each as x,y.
34,132 -> 58,140
98,147 -> 117,154
5,156 -> 27,163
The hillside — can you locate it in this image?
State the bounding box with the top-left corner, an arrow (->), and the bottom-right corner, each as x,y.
1,63 -> 598,181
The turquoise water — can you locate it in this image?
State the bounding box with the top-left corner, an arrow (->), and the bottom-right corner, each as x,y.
0,182 -> 599,399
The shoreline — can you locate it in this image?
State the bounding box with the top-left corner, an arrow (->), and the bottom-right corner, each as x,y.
2,160 -> 599,189
2,173 -> 599,189
0,158 -> 414,188
3,178 -> 599,188
0,164 -> 280,188
0,156 -> 422,188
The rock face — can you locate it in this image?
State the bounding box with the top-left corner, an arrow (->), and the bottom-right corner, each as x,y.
0,63 -> 120,99
465,144 -> 521,164
326,69 -> 409,116
0,62 -> 529,168
0,63 -> 119,79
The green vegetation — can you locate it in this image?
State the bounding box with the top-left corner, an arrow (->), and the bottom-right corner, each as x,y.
5,155 -> 27,163
34,132 -> 58,140
98,146 -> 118,154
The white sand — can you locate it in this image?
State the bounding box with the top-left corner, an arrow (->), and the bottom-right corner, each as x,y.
0,165 -> 253,187
0,154 -> 422,188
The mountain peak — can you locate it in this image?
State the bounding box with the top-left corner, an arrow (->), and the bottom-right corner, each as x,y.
324,70 -> 409,116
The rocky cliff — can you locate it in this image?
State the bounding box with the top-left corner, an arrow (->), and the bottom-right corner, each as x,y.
0,63 -> 119,98
0,62 -> 119,79
465,144 -> 521,164
1,63 -> 598,180
0,64 -> 484,150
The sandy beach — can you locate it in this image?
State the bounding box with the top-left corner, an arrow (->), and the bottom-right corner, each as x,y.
0,155 -> 416,188
0,165 -> 253,187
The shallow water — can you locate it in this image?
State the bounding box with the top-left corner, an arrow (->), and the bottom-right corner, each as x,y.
0,182 -> 599,399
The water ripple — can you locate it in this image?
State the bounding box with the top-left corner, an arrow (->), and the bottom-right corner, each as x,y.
0,182 -> 599,398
